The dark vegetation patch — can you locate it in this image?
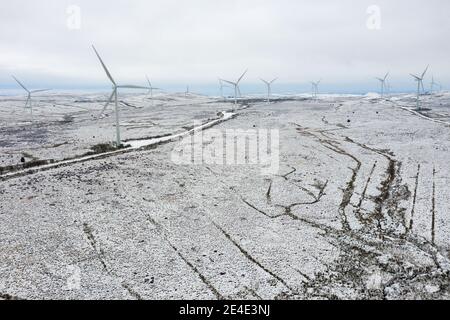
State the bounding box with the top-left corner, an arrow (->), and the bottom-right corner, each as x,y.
0,159 -> 55,175
124,133 -> 172,143
81,143 -> 123,156
0,293 -> 22,300
59,115 -> 75,124
415,108 -> 433,112
0,143 -> 127,177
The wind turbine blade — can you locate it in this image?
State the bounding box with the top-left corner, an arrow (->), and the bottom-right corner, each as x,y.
25,95 -> 31,109
99,90 -> 116,116
237,69 -> 248,83
31,89 -> 51,94
270,78 -> 278,84
421,65 -> 429,79
92,45 -> 116,86
260,79 -> 269,85
118,85 -> 150,90
146,75 -> 152,88
384,73 -> 390,81
221,79 -> 236,86
11,76 -> 29,93
410,74 -> 421,81
237,86 -> 242,97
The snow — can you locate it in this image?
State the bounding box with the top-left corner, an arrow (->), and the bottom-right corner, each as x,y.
1,92 -> 450,300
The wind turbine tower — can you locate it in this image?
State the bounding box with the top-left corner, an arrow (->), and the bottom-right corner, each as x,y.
146,76 -> 160,106
218,79 -> 232,101
430,76 -> 440,94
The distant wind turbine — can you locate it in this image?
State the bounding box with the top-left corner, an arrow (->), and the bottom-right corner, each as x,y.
260,78 -> 277,103
410,65 -> 429,110
430,76 -> 440,94
185,85 -> 190,97
92,45 -> 150,146
145,76 -> 160,106
218,79 -> 230,100
385,80 -> 392,95
311,80 -> 321,100
220,69 -> 248,109
11,75 -> 51,123
375,73 -> 389,98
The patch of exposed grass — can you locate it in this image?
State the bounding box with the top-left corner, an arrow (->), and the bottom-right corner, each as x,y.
0,159 -> 56,176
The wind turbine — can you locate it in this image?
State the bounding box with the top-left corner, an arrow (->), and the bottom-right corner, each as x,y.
145,76 -> 160,106
92,45 -> 150,147
218,79 -> 230,100
311,80 -> 321,100
430,76 -> 440,94
11,75 -> 51,123
385,79 -> 392,95
375,72 -> 389,98
410,65 -> 429,110
185,85 -> 190,97
260,78 -> 277,103
220,69 -> 248,109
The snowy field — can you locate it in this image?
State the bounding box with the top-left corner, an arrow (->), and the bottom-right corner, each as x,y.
1,92 -> 450,300
0,92 -> 226,168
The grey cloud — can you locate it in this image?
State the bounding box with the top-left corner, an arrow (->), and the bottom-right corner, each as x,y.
0,0 -> 449,91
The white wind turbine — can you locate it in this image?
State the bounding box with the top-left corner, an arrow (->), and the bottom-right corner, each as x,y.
385,79 -> 392,95
311,80 -> 321,100
410,65 -> 429,110
145,75 -> 160,106
11,76 -> 51,123
375,72 -> 389,98
220,69 -> 248,108
430,76 -> 440,94
218,79 -> 230,100
92,45 -> 150,146
260,78 -> 277,103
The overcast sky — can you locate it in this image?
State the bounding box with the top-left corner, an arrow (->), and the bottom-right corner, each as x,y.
0,0 -> 449,93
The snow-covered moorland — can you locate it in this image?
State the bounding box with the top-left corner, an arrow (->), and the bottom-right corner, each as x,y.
1,91 -> 450,300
